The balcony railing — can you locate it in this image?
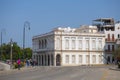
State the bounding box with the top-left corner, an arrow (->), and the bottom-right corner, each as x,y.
105,38 -> 115,42
105,49 -> 114,52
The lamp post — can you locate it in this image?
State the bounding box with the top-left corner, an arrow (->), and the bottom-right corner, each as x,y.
10,38 -> 13,69
0,31 -> 2,60
0,29 -> 5,61
23,21 -> 30,60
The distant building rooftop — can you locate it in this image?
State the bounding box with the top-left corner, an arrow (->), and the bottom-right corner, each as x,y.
93,18 -> 114,22
93,18 -> 115,31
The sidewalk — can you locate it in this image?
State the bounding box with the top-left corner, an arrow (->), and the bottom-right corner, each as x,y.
0,66 -> 37,76
107,66 -> 120,80
109,65 -> 120,71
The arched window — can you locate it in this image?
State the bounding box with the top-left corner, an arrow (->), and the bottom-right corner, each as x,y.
45,39 -> 47,48
92,40 -> 96,50
39,40 -> 41,49
92,55 -> 96,64
112,45 -> 114,51
65,55 -> 69,63
98,40 -> 102,50
65,39 -> 69,49
79,55 -> 82,64
112,34 -> 114,41
86,55 -> 89,64
108,45 -> 110,51
72,55 -> 76,63
118,34 -> 120,38
42,40 -> 44,49
56,38 -> 60,49
72,40 -> 75,49
86,40 -> 89,50
56,54 -> 61,66
78,40 -> 82,50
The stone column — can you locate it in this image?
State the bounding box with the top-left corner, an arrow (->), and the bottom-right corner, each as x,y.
41,55 -> 43,66
39,55 -> 41,66
38,55 -> 39,66
51,54 -> 53,66
46,54 -> 48,66
42,55 -> 43,66
52,54 -> 54,66
43,55 -> 45,66
40,55 -> 42,66
45,54 -> 46,66
49,54 -> 51,66
42,55 -> 44,66
48,55 -> 50,66
36,55 -> 37,66
54,54 -> 56,66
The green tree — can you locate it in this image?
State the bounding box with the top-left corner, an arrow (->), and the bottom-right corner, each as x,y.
12,42 -> 23,60
0,42 -> 32,61
24,48 -> 32,59
0,43 -> 10,60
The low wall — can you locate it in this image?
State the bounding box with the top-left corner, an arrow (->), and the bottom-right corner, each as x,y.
0,62 -> 10,71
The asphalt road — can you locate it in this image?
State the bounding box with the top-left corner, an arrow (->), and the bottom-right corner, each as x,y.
0,65 -> 119,80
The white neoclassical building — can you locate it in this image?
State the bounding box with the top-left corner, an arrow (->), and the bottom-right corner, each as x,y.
32,25 -> 106,66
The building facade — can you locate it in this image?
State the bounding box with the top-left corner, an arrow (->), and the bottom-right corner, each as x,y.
32,25 -> 106,66
93,18 -> 120,63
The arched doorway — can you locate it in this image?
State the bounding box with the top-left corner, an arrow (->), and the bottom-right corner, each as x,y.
48,55 -> 50,66
42,55 -> 44,66
107,56 -> 110,64
51,54 -> 54,66
56,54 -> 61,66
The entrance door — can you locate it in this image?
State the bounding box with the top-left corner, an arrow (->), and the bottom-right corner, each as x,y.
56,54 -> 61,66
107,56 -> 110,64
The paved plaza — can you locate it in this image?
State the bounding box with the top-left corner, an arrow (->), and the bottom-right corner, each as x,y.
0,65 -> 120,80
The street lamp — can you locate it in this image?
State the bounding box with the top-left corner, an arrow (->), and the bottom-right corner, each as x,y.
0,29 -> 5,61
10,38 -> 13,69
23,21 -> 30,59
0,31 -> 2,60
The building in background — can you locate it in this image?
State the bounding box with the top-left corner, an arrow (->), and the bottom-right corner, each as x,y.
93,18 -> 120,63
32,25 -> 105,66
32,18 -> 120,66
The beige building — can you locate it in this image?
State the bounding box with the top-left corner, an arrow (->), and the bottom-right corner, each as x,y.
32,25 -> 106,66
93,18 -> 120,63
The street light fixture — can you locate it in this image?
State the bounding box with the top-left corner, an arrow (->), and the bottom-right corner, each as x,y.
0,29 -> 6,61
23,21 -> 30,59
0,31 -> 2,60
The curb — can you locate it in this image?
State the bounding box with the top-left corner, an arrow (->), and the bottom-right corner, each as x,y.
109,67 -> 120,71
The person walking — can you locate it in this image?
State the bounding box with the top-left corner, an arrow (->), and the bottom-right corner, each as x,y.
17,59 -> 21,70
29,59 -> 33,67
26,59 -> 29,67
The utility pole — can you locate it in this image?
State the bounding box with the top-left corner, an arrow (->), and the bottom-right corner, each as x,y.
0,31 -> 2,60
10,38 -> 13,69
0,29 -> 6,61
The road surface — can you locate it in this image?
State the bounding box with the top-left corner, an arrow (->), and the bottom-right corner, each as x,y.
0,65 -> 119,80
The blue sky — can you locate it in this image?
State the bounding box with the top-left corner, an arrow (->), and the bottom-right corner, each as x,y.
0,0 -> 120,48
